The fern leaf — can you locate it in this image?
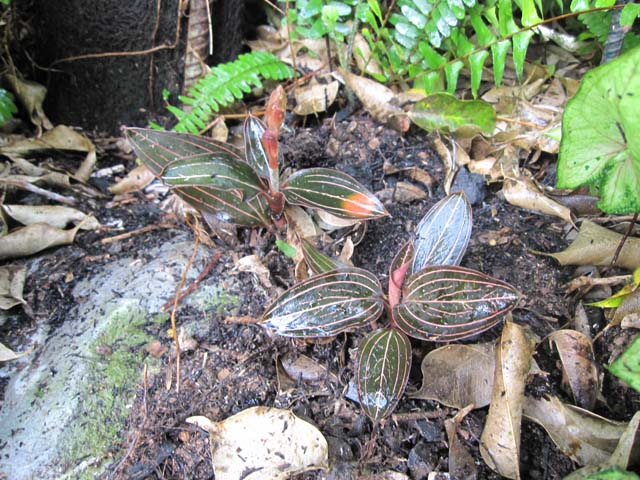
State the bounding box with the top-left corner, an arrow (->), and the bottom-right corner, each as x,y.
0,88 -> 17,126
172,51 -> 293,134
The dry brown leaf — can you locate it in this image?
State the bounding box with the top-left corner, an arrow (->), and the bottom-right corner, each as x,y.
0,341 -> 32,362
445,404 -> 478,480
293,81 -> 340,116
314,209 -> 359,231
233,254 -> 273,289
543,221 -> 640,270
377,181 -> 427,204
0,265 -> 26,310
280,353 -> 337,384
0,222 -> 83,260
523,395 -> 627,466
411,343 -> 495,409
612,289 -> 640,327
480,321 -> 537,479
4,74 -> 53,131
432,137 -> 456,195
502,176 -> 573,225
109,164 -> 155,194
548,330 -> 599,410
353,33 -> 384,77
186,406 -> 328,480
2,204 -> 100,230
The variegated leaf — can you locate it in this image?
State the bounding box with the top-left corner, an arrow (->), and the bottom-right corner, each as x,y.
283,168 -> 388,220
301,238 -> 341,274
412,192 -> 472,274
261,268 -> 384,337
125,128 -> 243,177
394,266 -> 520,342
356,328 -> 412,422
243,115 -> 270,180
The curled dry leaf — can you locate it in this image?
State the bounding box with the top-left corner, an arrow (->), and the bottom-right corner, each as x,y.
523,395 -> 627,466
233,254 -> 273,289
445,404 -> 478,480
502,176 -> 573,225
186,406 -> 328,480
377,181 -> 427,204
611,290 -> 640,329
293,81 -> 340,116
4,74 -> 53,131
0,222 -> 84,260
0,265 -> 26,310
543,221 -> 640,270
109,164 -> 155,194
2,204 -> 100,230
353,33 -> 384,77
411,343 -> 495,409
549,329 -> 599,410
480,321 -> 537,479
280,353 -> 337,384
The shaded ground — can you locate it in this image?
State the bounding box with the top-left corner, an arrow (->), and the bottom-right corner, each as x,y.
2,114 -> 638,479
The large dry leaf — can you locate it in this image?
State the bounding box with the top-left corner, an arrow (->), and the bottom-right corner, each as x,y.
187,406 -> 328,480
445,405 -> 478,480
502,176 -> 573,225
0,222 -> 83,260
411,343 -> 495,409
480,321 -> 537,479
109,164 -> 155,194
293,81 -> 339,116
544,221 -> 640,270
4,74 -> 53,131
0,265 -> 26,309
523,395 -> 627,466
353,33 -> 384,77
548,330 -> 599,410
2,205 -> 100,230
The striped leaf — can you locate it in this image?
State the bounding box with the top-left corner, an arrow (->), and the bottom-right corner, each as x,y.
301,238 -> 341,274
394,266 -> 520,342
412,192 -> 472,274
356,328 -> 412,422
283,168 -> 388,220
243,115 -> 270,180
388,240 -> 414,308
261,267 -> 384,337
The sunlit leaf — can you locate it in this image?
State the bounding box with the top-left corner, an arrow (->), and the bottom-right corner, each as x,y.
409,93 -> 496,137
608,335 -> 640,392
394,266 -> 520,341
356,328 -> 412,422
261,268 -> 384,337
283,168 -> 388,219
411,192 -> 472,274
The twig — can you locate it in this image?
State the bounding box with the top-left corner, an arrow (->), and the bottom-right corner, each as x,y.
0,177 -> 76,205
609,213 -> 638,269
100,223 -> 174,244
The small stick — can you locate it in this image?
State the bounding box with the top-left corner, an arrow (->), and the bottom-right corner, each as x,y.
100,223 -> 174,244
0,178 -> 76,205
609,213 -> 638,269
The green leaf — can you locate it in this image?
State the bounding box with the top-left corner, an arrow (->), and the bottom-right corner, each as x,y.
608,336 -> 640,392
276,239 -> 298,258
261,267 -> 384,337
409,93 -> 497,136
356,328 -> 412,422
469,50 -> 490,98
557,46 -> 640,214
512,30 -> 534,81
412,192 -> 472,274
283,168 -> 388,219
584,468 -> 640,480
243,115 -> 270,180
491,40 -> 511,86
393,266 -> 520,341
0,88 -> 17,125
444,60 -> 464,93
301,238 -> 341,274
621,3 -> 640,27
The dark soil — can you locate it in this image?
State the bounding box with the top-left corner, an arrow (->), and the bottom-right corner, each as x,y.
4,114 -> 639,480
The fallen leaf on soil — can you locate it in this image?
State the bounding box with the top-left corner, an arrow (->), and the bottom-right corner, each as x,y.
2,204 -> 100,230
0,221 -> 84,260
480,320 -> 537,479
233,254 -> 273,289
109,164 -> 155,194
377,181 -> 427,204
542,221 -> 640,270
411,342 -> 495,409
186,406 -> 328,480
523,395 -> 627,466
280,353 -> 337,384
432,137 -> 456,195
610,290 -> 640,329
608,335 -> 640,392
293,80 -> 339,116
0,265 -> 26,310
4,74 -> 53,131
353,33 -> 384,77
358,472 -> 409,480
549,329 -> 599,410
0,341 -> 32,362
445,404 -> 478,480
502,176 -> 573,225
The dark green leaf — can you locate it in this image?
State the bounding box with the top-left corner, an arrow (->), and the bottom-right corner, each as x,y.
491,40 -> 511,87
243,115 -> 271,180
356,328 -> 412,422
301,238 -> 341,274
409,93 -> 496,137
283,168 -> 388,219
470,50 -> 490,98
261,267 -> 384,337
394,266 -> 520,341
412,192 -> 472,274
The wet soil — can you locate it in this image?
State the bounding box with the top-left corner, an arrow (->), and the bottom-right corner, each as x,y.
3,114 -> 639,480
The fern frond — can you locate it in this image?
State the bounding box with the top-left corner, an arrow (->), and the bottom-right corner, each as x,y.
172,51 -> 293,134
0,88 -> 17,126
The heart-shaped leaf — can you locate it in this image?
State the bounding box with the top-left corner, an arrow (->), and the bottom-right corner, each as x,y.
283,168 -> 388,219
393,266 -> 520,341
556,46 -> 640,214
125,128 -> 244,177
356,328 -> 412,422
300,238 -> 341,274
412,192 -> 472,274
261,268 -> 384,337
244,115 -> 270,180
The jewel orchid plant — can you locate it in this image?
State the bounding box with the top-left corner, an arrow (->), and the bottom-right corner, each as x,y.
125,86 -> 387,228
261,193 -> 521,421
